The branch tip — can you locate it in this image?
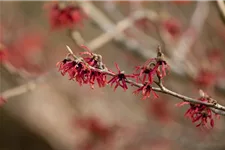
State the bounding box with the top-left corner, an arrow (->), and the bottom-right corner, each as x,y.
66,45 -> 74,54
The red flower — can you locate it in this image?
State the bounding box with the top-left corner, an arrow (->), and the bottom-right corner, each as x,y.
56,58 -> 76,76
156,59 -> 169,78
89,70 -> 107,89
79,45 -> 103,68
1,32 -> 45,74
48,3 -> 87,30
56,58 -> 89,85
134,58 -> 158,84
194,69 -> 216,88
176,93 -> 219,129
79,45 -> 94,56
134,57 -> 169,83
133,82 -> 158,100
162,18 -> 182,38
76,117 -> 112,140
56,56 -> 107,88
73,63 -> 90,85
108,63 -> 134,91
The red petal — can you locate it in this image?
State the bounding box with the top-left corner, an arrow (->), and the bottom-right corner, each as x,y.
192,115 -> 201,123
115,63 -> 121,72
175,101 -> 189,107
80,45 -> 91,52
152,91 -> 159,99
210,119 -> 214,128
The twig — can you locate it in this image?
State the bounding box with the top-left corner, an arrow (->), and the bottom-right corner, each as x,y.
65,47 -> 225,116
97,68 -> 225,115
0,69 -> 58,100
171,2 -> 209,75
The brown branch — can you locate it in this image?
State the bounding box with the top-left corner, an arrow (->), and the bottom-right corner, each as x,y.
65,46 -> 225,116
101,68 -> 225,115
98,67 -> 225,115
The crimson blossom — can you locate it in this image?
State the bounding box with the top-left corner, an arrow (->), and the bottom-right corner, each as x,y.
134,59 -> 158,84
56,46 -> 107,88
108,63 -> 135,91
133,82 -> 158,100
56,57 -> 89,85
176,92 -> 220,129
134,48 -> 169,84
162,18 -> 182,38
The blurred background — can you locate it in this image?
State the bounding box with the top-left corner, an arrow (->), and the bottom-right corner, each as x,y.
0,1 -> 225,150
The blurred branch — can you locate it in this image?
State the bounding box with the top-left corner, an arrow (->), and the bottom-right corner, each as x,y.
68,29 -> 85,46
171,1 -> 210,75
217,0 -> 225,21
79,1 -> 160,50
1,69 -> 57,100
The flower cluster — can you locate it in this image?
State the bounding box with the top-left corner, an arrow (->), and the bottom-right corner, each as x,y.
176,91 -> 220,129
132,47 -> 169,99
56,48 -> 107,89
47,2 -> 87,30
134,47 -> 169,84
57,45 -> 169,100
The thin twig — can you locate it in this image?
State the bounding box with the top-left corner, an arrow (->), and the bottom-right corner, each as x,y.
99,68 -> 225,115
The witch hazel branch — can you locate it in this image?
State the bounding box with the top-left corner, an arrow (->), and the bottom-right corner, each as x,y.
57,45 -> 225,129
